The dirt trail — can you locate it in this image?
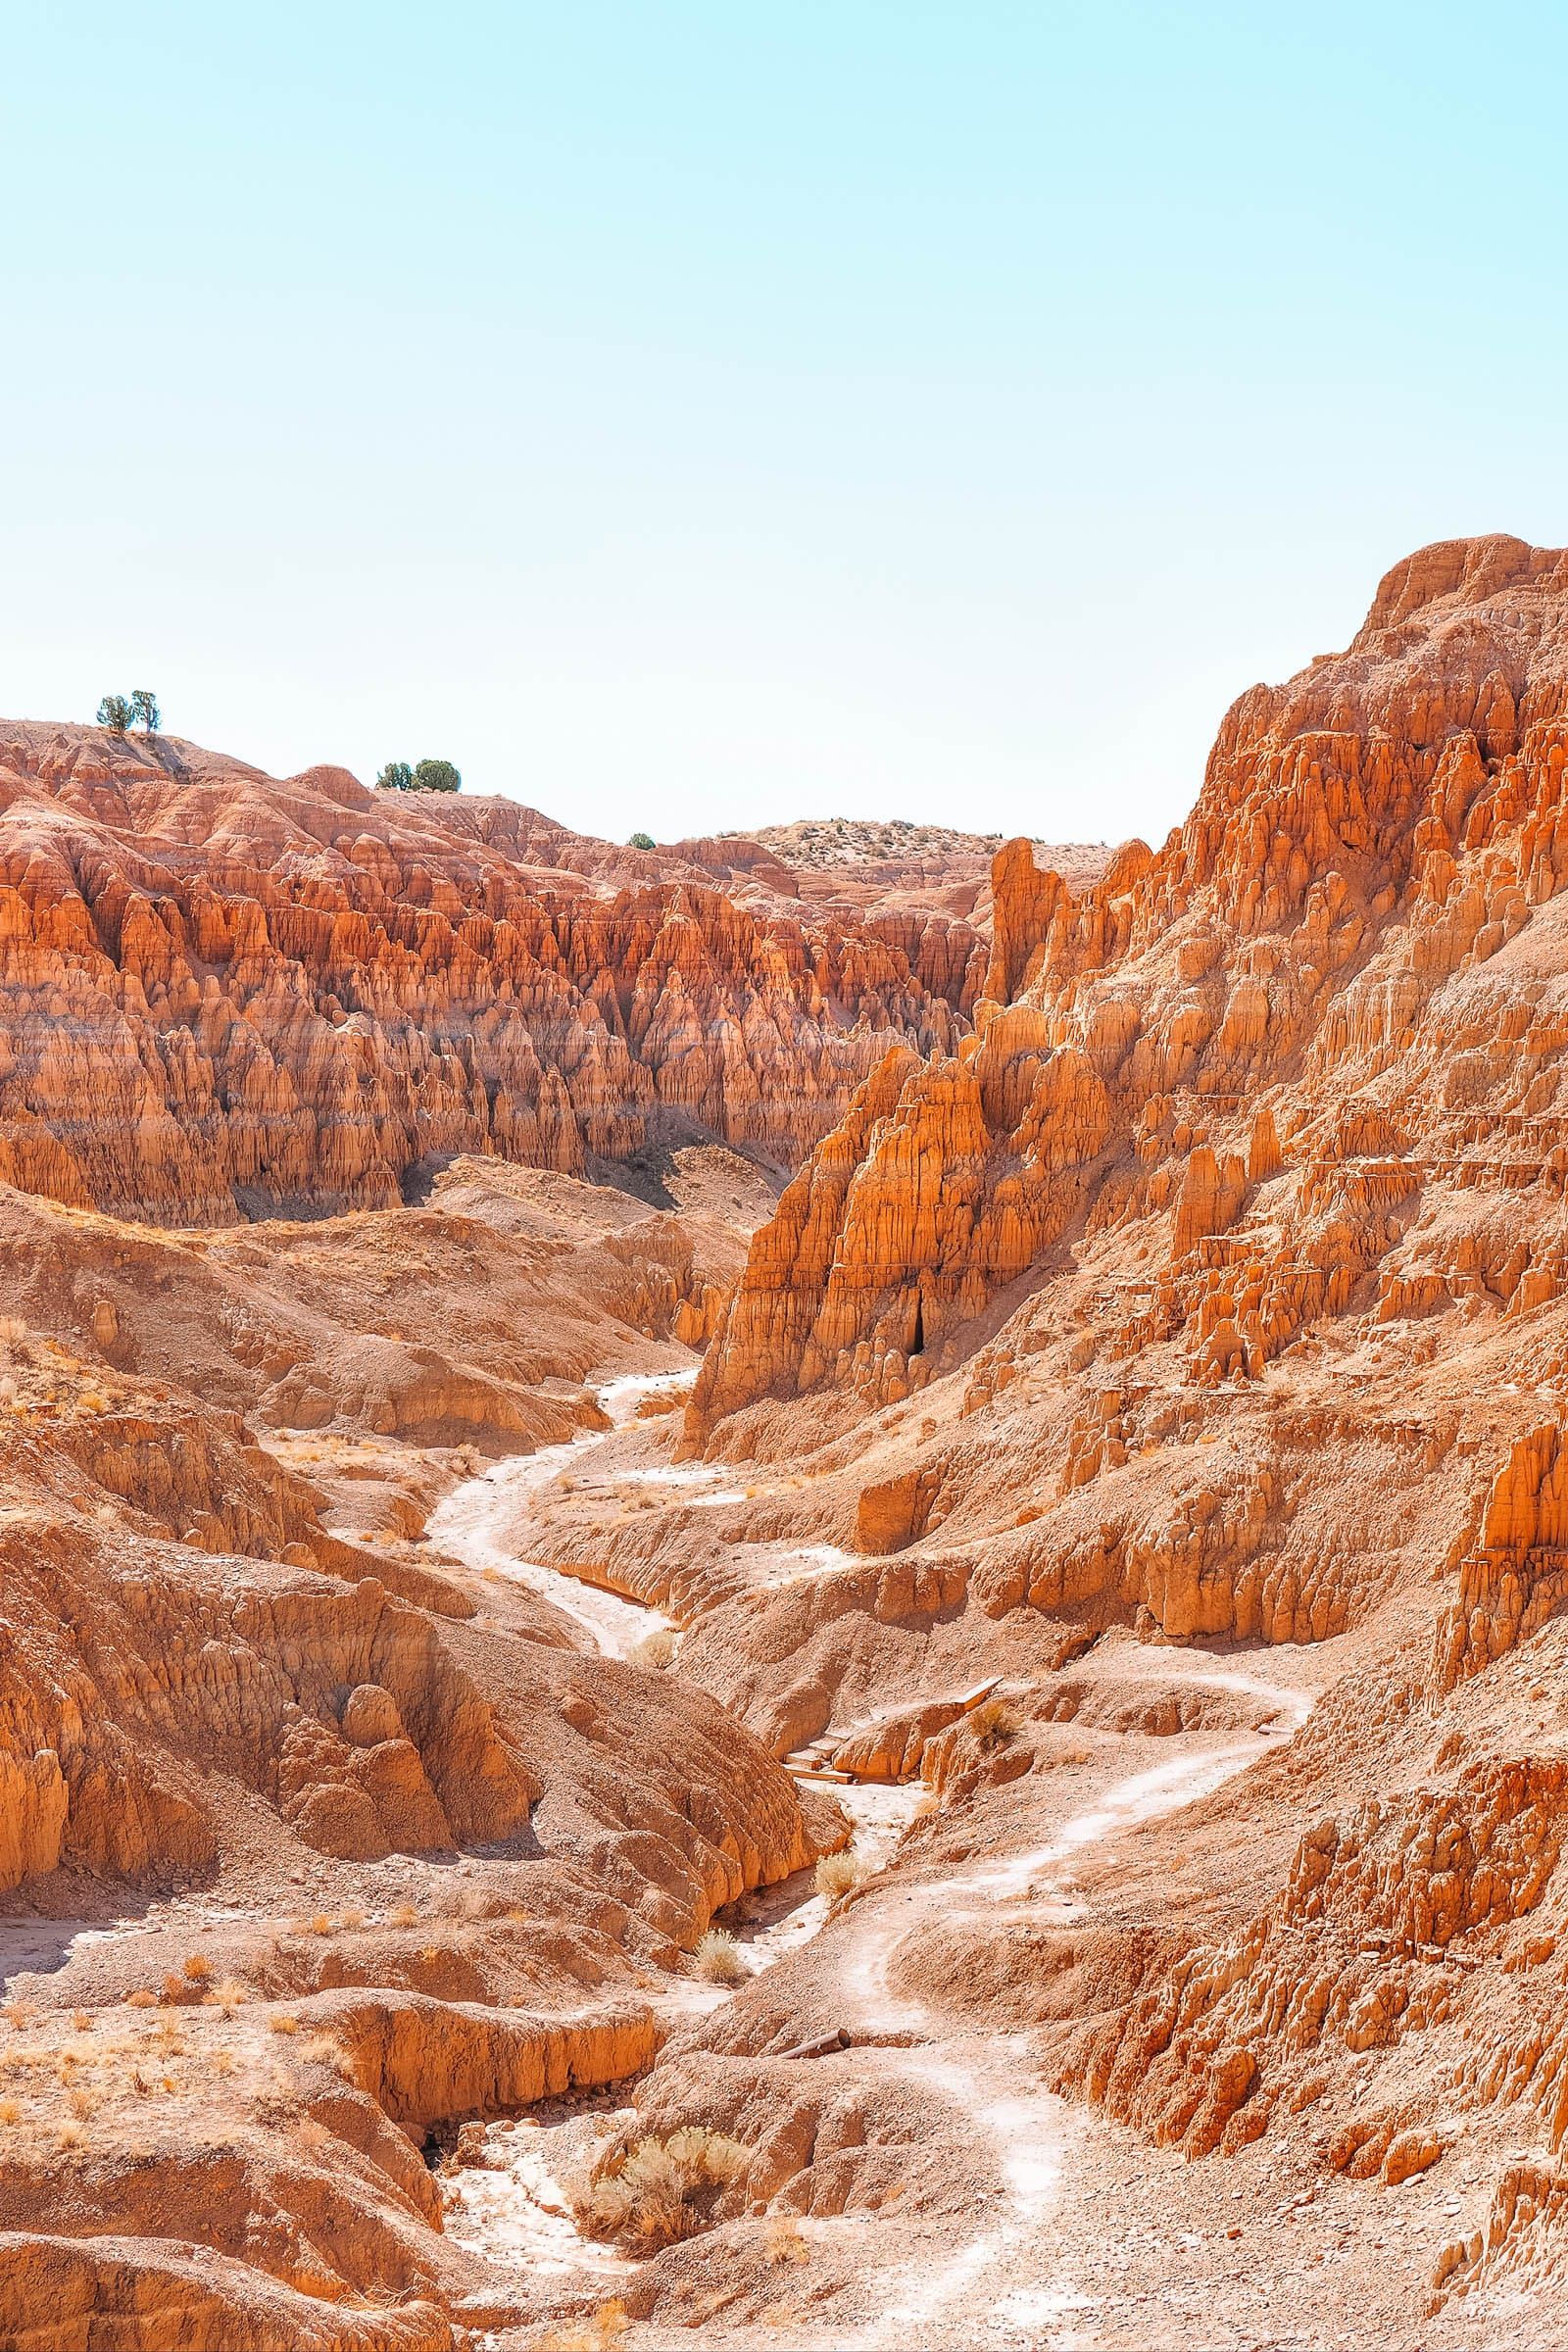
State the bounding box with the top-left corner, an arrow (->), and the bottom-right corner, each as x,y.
429,1367 -> 697,1656
829,1680 -> 1311,2343
435,1374 -> 1315,2342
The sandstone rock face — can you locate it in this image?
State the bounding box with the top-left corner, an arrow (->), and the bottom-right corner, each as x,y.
0,2234 -> 454,2352
692,536 -> 1568,1436
0,724 -> 971,1222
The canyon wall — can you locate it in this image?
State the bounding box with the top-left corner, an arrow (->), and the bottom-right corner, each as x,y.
0,724 -> 984,1224
692,534 -> 1568,1434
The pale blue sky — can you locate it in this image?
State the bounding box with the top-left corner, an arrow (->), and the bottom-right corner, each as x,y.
4,3 -> 1565,846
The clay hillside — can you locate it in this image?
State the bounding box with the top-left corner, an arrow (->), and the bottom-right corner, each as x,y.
3,536 -> 1568,2352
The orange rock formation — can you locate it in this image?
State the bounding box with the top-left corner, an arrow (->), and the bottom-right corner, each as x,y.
0,724 -> 978,1222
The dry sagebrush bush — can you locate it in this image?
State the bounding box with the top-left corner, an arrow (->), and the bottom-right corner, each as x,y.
693,1927 -> 748,1984
628,1625 -> 677,1670
575,2127 -> 749,2254
815,1849 -> 860,1902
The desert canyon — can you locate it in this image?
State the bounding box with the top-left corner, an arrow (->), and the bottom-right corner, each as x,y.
3,531 -> 1568,2349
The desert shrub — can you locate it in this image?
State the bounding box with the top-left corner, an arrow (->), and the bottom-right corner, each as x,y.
628,1625 -> 677,1670
269,2013 -> 300,2036
375,760 -> 414,792
969,1695 -> 1021,1752
627,831 -> 656,850
182,1953 -> 213,1984
693,1928 -> 748,1984
576,2126 -> 749,2254
546,2302 -> 628,2352
814,1849 -> 859,1902
763,2212 -> 808,2266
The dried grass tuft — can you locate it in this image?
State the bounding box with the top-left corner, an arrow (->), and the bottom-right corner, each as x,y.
814,1849 -> 860,1902
576,2126 -> 749,2254
969,1695 -> 1021,1751
763,2213 -> 809,2266
692,1928 -> 748,1984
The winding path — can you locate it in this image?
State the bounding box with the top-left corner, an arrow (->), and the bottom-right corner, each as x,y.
428,1367 -> 696,1655
830,1693 -> 1310,2342
433,1369 -> 1315,2343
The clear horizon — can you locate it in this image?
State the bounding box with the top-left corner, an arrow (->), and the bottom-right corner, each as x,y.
5,3 -> 1566,849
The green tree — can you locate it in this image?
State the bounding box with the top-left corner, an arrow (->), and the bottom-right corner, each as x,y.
375,761 -> 414,792
96,695 -> 132,733
627,830 -> 656,850
412,758 -> 461,794
129,688 -> 160,734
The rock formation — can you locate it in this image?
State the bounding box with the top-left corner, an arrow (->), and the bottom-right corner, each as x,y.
0,724 -> 986,1223
14,539 -> 1568,2345
692,534 -> 1568,1434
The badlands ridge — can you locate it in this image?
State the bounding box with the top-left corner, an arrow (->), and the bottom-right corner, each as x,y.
2,533 -> 1568,2346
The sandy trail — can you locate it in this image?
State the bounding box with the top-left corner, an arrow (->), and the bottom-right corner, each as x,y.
828,1674 -> 1312,2343
429,1366 -> 696,1657
436,1376 -> 1314,2340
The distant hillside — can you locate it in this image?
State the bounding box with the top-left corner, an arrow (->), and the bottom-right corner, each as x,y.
743,816 -> 1109,885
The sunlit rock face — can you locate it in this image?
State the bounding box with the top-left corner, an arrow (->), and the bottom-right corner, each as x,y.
0,722 -> 986,1223
693,536 -> 1568,1432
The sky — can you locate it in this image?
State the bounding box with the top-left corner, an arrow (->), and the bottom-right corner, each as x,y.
3,2 -> 1566,851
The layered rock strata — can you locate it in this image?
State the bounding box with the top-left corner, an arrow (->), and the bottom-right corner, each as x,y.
0,724 -> 976,1222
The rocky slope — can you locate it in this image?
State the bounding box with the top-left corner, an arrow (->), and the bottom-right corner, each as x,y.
0,1153 -> 849,2347
536,533 -> 1564,2334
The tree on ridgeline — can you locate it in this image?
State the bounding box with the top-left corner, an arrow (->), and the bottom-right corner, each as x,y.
96,695 -> 132,734
129,689 -> 161,734
412,758 -> 461,793
375,759 -> 461,792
